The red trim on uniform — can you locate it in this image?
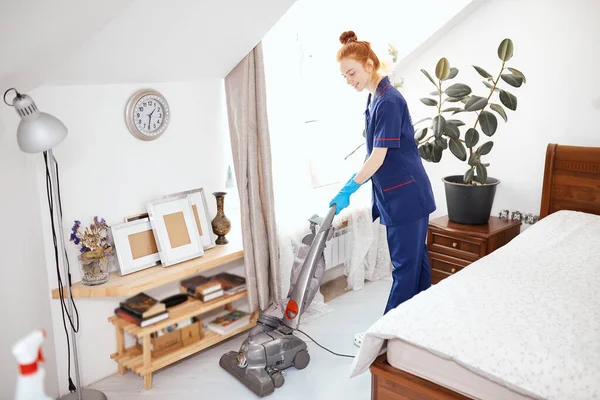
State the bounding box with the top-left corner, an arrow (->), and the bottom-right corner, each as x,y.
378,83 -> 392,95
374,138 -> 400,141
383,179 -> 414,192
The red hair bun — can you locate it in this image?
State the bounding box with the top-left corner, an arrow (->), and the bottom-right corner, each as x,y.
339,31 -> 358,45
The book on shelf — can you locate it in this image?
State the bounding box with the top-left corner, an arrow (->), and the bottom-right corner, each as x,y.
212,272 -> 247,295
119,292 -> 166,319
114,307 -> 169,328
180,275 -> 222,296
205,309 -> 250,335
181,272 -> 247,297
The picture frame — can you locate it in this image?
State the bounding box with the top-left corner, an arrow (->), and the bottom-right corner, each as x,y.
163,188 -> 216,250
147,194 -> 204,266
110,217 -> 161,276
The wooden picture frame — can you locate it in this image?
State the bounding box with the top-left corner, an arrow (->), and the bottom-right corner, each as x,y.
163,188 -> 216,250
147,194 -> 204,267
110,218 -> 161,276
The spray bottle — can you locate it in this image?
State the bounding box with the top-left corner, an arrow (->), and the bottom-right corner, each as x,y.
12,329 -> 52,400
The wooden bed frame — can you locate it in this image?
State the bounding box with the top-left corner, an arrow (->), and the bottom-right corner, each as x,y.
370,143 -> 600,400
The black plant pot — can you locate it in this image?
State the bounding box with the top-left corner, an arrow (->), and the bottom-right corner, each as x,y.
443,175 -> 500,225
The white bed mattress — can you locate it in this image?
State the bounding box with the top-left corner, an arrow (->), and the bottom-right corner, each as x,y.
350,210 -> 600,400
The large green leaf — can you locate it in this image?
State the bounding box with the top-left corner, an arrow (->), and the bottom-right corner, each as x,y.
464,168 -> 475,183
468,153 -> 481,166
465,128 -> 479,148
432,143 -> 443,162
420,98 -> 438,106
414,127 -> 428,142
435,58 -> 450,80
442,107 -> 463,114
465,96 -> 488,112
476,163 -> 488,184
419,144 -> 430,161
433,115 -> 446,139
443,123 -> 460,139
446,119 -> 465,127
447,96 -> 466,103
501,73 -> 523,88
449,138 -> 467,161
445,83 -> 471,98
498,38 -> 514,62
443,67 -> 459,80
478,111 -> 498,136
490,103 -> 508,122
473,65 -> 493,79
435,137 -> 448,150
500,90 -> 518,111
476,141 -> 494,155
421,69 -> 438,88
507,67 -> 526,83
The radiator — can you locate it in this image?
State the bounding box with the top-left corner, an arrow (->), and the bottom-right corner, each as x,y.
324,226 -> 351,270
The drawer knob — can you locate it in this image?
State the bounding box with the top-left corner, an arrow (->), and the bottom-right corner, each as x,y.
451,268 -> 456,273
452,242 -> 458,248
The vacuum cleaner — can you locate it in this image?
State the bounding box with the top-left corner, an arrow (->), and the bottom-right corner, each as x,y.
219,204 -> 337,397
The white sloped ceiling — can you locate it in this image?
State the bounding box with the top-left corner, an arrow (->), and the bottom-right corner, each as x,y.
0,0 -> 295,89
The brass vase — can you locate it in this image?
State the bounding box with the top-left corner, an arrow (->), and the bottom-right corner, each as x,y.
211,191 -> 231,245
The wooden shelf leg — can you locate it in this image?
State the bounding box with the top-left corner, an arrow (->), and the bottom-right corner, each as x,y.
143,335 -> 152,390
115,325 -> 126,375
225,302 -> 233,311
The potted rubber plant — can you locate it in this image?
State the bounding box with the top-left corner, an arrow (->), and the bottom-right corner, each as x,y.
414,38 -> 526,224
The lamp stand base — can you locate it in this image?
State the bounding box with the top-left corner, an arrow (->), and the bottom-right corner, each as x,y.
59,388 -> 108,400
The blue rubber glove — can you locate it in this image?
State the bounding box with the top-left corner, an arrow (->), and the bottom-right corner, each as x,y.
329,174 -> 362,215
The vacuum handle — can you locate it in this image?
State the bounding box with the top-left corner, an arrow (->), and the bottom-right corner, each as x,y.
317,204 -> 336,234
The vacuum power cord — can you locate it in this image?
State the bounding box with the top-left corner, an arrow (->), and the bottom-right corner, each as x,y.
295,328 -> 355,359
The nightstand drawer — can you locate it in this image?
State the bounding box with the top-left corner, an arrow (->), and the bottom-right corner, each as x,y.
429,252 -> 470,276
429,230 -> 486,261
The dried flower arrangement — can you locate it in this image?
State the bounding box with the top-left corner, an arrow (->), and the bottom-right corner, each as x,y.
70,216 -> 113,285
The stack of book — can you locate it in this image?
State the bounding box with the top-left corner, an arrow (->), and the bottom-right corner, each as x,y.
180,272 -> 246,302
114,292 -> 169,327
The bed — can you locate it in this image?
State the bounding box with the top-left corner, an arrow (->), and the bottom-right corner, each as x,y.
350,143 -> 600,400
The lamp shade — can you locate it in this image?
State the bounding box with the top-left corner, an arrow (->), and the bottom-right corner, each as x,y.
11,91 -> 68,153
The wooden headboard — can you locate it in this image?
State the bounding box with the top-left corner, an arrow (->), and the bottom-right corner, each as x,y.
540,143 -> 600,218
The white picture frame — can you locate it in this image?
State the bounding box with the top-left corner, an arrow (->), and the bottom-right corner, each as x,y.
110,218 -> 161,276
163,188 -> 216,250
147,194 -> 204,267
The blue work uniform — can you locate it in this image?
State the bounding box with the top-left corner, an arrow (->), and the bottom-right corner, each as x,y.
365,76 -> 436,314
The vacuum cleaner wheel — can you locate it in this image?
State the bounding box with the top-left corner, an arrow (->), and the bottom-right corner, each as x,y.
293,349 -> 310,370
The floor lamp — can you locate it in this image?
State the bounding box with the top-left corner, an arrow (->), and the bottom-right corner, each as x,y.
3,88 -> 107,400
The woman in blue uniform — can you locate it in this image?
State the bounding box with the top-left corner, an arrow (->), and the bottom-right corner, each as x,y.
329,31 -> 436,346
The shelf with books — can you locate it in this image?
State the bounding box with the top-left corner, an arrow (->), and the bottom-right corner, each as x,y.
111,290 -> 250,338
108,289 -> 255,389
51,234 -> 243,299
110,312 -> 258,387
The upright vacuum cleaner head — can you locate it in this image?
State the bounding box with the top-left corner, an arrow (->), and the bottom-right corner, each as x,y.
219,205 -> 337,397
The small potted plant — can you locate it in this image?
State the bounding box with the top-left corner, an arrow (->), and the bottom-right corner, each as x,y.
414,38 -> 526,224
70,216 -> 113,285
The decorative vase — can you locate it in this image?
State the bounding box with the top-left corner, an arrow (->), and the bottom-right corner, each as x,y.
211,191 -> 231,245
78,253 -> 110,286
442,175 -> 500,225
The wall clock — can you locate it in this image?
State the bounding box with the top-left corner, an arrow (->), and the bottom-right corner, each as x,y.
125,89 -> 170,141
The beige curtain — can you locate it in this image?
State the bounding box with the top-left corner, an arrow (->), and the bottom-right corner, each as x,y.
224,42 -> 281,312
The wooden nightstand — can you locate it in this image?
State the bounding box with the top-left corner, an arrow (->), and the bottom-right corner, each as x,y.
427,215 -> 521,284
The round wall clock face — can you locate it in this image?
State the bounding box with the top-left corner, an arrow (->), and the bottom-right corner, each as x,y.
125,89 -> 170,141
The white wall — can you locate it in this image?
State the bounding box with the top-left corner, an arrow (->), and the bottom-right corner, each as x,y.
396,0 -> 600,223
27,79 -> 244,395
0,107 -> 59,397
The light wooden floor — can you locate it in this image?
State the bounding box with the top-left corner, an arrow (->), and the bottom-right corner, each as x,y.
89,277 -> 392,399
